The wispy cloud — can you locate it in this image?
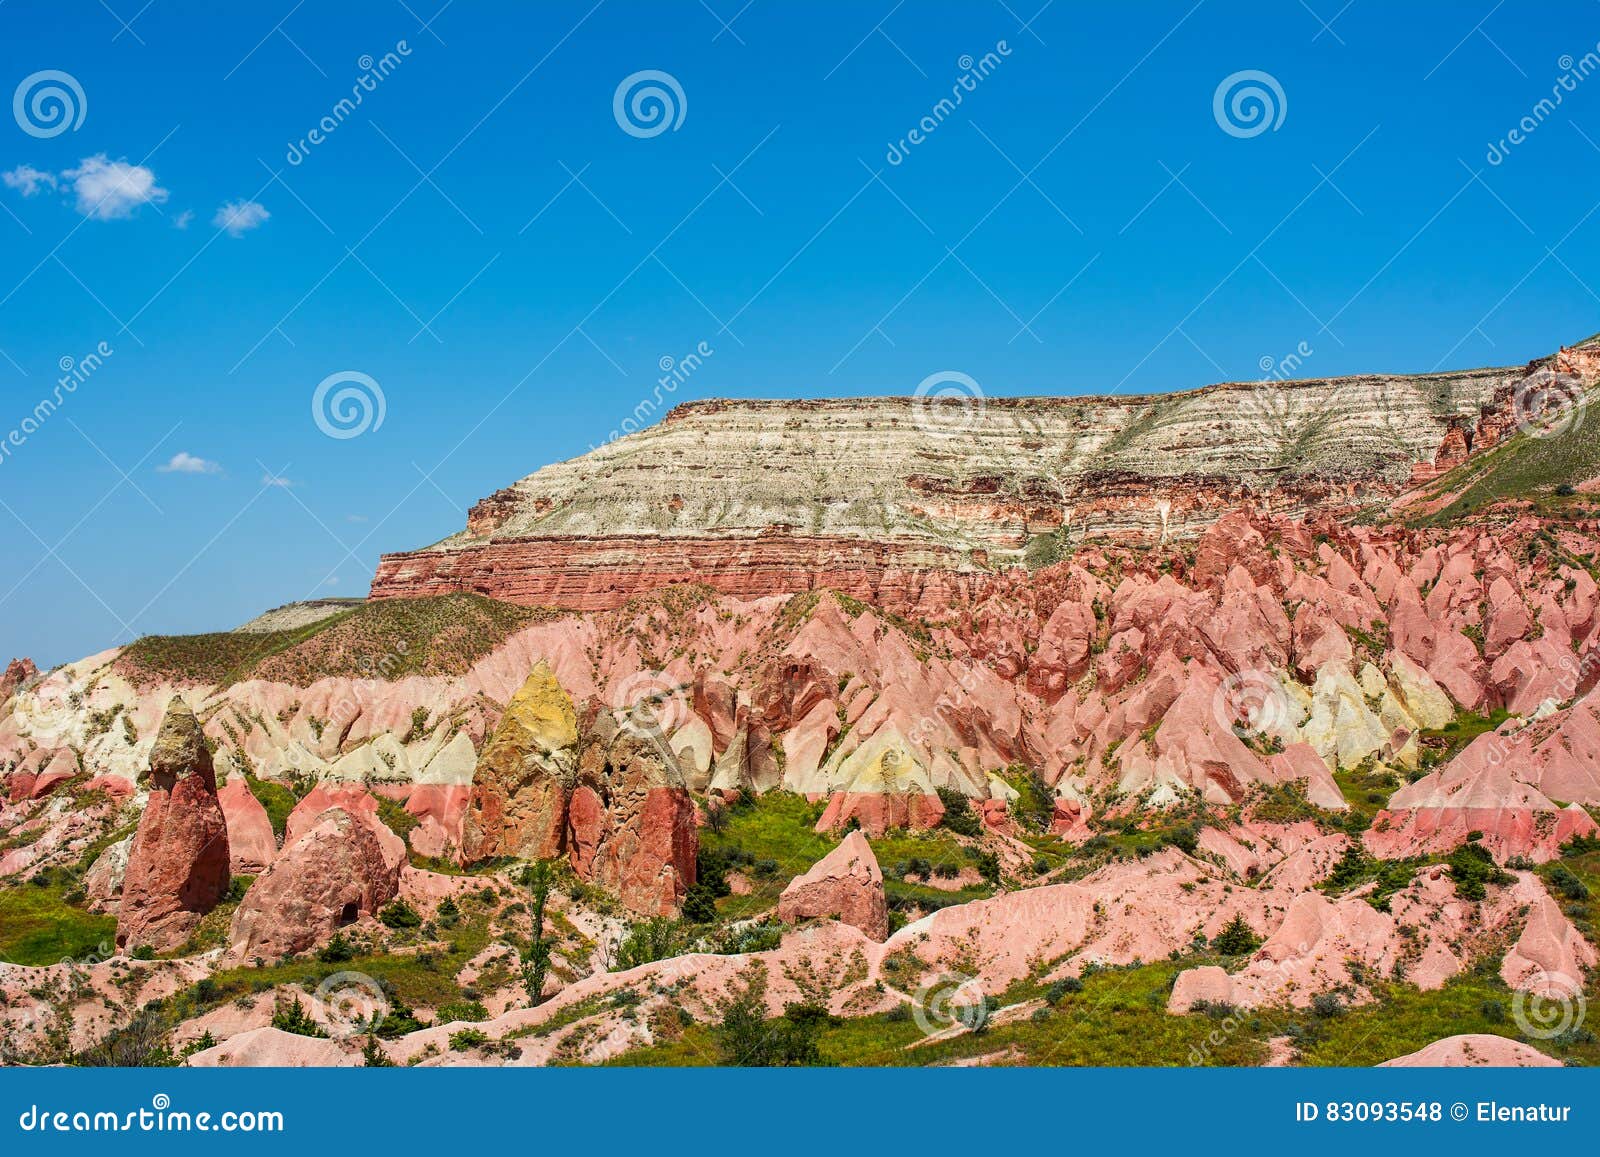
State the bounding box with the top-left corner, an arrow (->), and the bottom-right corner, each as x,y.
61,155 -> 168,220
173,209 -> 194,230
2,164 -> 56,196
260,472 -> 297,488
214,199 -> 269,236
156,451 -> 221,475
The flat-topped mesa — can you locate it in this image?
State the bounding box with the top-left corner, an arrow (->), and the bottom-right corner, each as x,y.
370,346 -> 1577,611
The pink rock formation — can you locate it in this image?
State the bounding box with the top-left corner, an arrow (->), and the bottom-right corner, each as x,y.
217,779 -> 277,874
777,830 -> 889,940
184,1026 -> 357,1067
1377,1034 -> 1559,1068
284,784 -> 406,873
1167,965 -> 1234,1013
116,699 -> 231,953
572,717 -> 698,917
227,807 -> 401,961
814,791 -> 944,837
1500,890 -> 1597,995
0,657 -> 37,704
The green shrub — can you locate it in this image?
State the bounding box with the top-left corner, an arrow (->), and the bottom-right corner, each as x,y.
935,787 -> 981,837
1046,977 -> 1083,1004
316,933 -> 355,963
1447,840 -> 1511,901
378,900 -> 422,929
434,896 -> 460,929
1211,913 -> 1261,956
271,997 -> 326,1038
616,918 -> 683,970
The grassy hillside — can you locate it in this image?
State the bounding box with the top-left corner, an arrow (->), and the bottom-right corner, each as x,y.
1407,384 -> 1600,527
115,594 -> 558,688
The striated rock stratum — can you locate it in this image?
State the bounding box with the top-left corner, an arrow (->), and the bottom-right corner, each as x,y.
369,343 -> 1598,610
4,335 -> 1600,1068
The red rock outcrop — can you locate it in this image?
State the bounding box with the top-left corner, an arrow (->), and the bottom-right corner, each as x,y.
217,779 -> 277,875
462,662 -> 578,862
227,807 -> 401,961
0,657 -> 37,705
284,784 -> 406,874
116,698 -> 231,952
460,662 -> 697,915
777,830 -> 889,940
570,715 -> 698,917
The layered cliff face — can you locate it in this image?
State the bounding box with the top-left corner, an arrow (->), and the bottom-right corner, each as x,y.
4,338 -> 1600,1068
370,358 -> 1544,609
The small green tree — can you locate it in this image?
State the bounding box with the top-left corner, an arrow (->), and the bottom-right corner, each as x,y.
713,967 -> 829,1066
523,861 -> 554,1007
361,1034 -> 394,1066
435,895 -> 460,929
1211,913 -> 1261,956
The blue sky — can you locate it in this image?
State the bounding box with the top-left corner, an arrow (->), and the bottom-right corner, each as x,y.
0,0 -> 1596,666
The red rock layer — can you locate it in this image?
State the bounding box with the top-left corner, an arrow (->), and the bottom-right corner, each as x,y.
371,534 -> 980,613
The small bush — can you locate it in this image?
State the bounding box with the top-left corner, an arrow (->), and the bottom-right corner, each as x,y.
378,900 -> 422,929
317,933 -> 355,963
1211,913 -> 1261,956
935,787 -> 981,837
271,997 -> 326,1038
1045,977 -> 1083,1004
434,896 -> 460,929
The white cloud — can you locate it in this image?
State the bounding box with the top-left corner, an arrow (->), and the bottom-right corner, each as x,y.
157,451 -> 221,475
3,164 -> 56,196
61,155 -> 168,220
173,209 -> 194,230
261,472 -> 296,488
213,199 -> 269,236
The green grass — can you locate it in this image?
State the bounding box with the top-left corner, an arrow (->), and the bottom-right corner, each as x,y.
114,594 -> 557,688
613,960 -> 1271,1067
1539,840 -> 1600,945
1410,384 -> 1600,527
1288,969 -> 1593,1067
244,773 -> 298,838
0,882 -> 117,966
1331,761 -> 1404,830
179,903 -> 500,1021
611,952 -> 1592,1068
1415,709 -> 1512,774
701,793 -> 993,919
701,793 -> 833,916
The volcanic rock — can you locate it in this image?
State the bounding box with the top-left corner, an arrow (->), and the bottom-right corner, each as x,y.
571,713 -> 698,916
1377,1034 -> 1559,1068
183,1026 -> 357,1067
462,662 -> 578,861
116,698 -> 231,953
217,778 -> 277,874
777,830 -> 889,940
227,807 -> 402,961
